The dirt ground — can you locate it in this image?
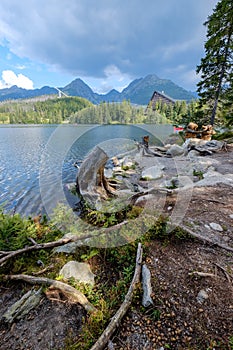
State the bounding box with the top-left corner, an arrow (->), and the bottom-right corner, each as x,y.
0,144 -> 232,350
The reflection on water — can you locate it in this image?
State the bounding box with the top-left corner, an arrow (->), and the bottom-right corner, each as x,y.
0,124 -> 173,217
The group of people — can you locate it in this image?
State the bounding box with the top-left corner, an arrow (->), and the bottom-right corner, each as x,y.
185,122 -> 216,141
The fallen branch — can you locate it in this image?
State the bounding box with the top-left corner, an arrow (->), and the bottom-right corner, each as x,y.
0,221 -> 129,266
90,242 -> 143,350
4,274 -> 96,313
0,237 -> 76,266
179,224 -> 233,253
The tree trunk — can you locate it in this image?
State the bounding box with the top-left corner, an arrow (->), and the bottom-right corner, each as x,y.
76,146 -> 115,209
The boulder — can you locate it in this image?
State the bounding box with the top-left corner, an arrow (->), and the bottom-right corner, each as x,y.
195,171 -> 233,187
166,144 -> 185,157
141,165 -> 164,180
59,261 -> 95,286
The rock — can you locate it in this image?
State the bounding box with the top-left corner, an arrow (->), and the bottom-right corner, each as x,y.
53,233 -> 87,254
229,214 -> 233,219
188,149 -> 200,158
209,222 -> 223,232
194,171 -> 233,188
141,165 -> 164,180
104,168 -> 113,178
183,138 -> 224,152
166,144 -> 185,157
134,193 -> 154,204
164,177 -> 180,188
142,264 -> 153,307
197,289 -> 209,304
113,166 -> 123,172
112,156 -> 120,166
59,261 -> 95,286
122,156 -> 134,168
191,157 -> 219,174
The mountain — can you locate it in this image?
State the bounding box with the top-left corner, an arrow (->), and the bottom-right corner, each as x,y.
61,78 -> 100,103
61,74 -> 196,104
121,74 -> 196,104
0,85 -> 57,101
0,74 -> 196,104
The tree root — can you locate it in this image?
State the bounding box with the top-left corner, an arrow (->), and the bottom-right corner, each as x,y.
179,223 -> 233,253
4,274 -> 96,313
90,242 -> 143,350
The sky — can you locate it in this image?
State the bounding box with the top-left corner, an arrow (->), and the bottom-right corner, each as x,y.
0,0 -> 219,94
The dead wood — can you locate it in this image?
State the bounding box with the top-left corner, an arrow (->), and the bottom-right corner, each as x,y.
0,237 -> 75,266
32,264 -> 55,276
76,146 -> 116,209
179,224 -> 233,253
2,288 -> 42,324
90,242 -> 143,350
0,221 -> 129,266
214,263 -> 233,283
188,271 -> 216,278
4,274 -> 96,313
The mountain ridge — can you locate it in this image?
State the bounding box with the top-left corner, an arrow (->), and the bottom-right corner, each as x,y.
0,74 -> 197,104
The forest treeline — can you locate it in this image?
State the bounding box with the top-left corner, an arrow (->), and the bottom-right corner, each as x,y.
0,95 -> 200,126
0,94 -> 232,126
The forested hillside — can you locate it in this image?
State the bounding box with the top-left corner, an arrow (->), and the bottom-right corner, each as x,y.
0,96 -> 92,124
0,95 -> 201,126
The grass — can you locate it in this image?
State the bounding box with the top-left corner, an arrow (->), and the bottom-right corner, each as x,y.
0,206 -> 196,349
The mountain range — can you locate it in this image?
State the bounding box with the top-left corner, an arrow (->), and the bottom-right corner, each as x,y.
0,74 -> 197,105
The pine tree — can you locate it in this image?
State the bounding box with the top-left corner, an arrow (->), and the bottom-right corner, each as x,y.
196,0 -> 233,125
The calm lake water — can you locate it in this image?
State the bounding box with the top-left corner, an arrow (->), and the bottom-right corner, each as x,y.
0,124 -> 173,218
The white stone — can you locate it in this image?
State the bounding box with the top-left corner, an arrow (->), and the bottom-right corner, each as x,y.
123,156 -> 134,168
197,289 -> 209,303
209,222 -> 223,232
229,214 -> 233,219
104,168 -> 113,178
141,165 -> 164,180
59,261 -> 95,286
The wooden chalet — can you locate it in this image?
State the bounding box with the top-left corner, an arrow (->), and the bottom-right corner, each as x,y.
147,90 -> 176,111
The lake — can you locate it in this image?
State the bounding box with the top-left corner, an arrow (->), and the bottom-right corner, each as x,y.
0,124 -> 173,218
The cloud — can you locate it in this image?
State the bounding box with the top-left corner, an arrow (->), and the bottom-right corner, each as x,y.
85,65 -> 131,93
0,0 -> 218,90
0,70 -> 34,89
